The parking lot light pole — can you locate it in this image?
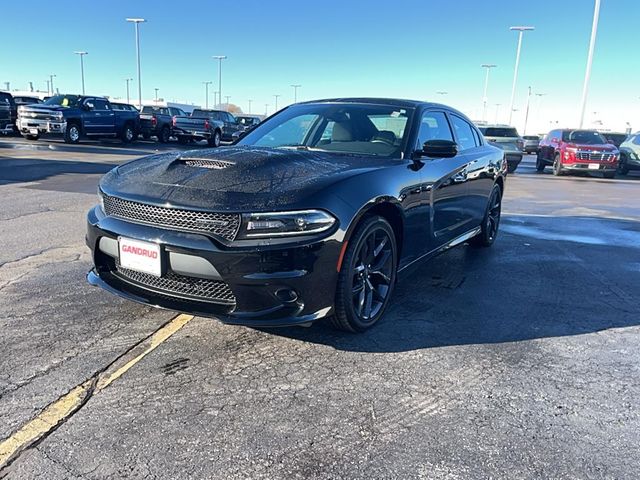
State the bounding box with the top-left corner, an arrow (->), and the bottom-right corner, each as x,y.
247,99 -> 252,114
225,95 -> 231,110
494,103 -> 501,124
579,0 -> 601,128
46,80 -> 51,96
212,55 -> 227,112
49,74 -> 56,96
508,26 -> 534,126
436,91 -> 448,97
523,86 -> 532,135
264,104 -> 269,116
74,51 -> 88,95
125,78 -> 133,104
154,88 -> 159,104
126,18 -> 146,110
274,94 -> 281,112
481,64 -> 497,122
291,84 -> 301,103
202,81 -> 212,109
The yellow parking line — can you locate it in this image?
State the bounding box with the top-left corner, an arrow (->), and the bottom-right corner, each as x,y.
0,313 -> 194,470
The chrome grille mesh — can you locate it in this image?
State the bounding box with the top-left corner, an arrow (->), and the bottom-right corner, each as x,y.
576,152 -> 614,162
115,264 -> 236,305
103,195 -> 240,240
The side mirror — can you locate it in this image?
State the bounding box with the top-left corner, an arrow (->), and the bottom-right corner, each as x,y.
83,102 -> 94,111
421,139 -> 458,158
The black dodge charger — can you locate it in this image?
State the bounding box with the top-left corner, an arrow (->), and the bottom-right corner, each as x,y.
87,98 -> 505,332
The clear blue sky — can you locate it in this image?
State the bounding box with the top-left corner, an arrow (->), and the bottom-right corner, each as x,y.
2,0 -> 638,132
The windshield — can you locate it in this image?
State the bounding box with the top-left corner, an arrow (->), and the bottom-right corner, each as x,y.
523,135 -> 539,140
481,127 -> 519,137
43,95 -> 80,107
237,103 -> 413,157
562,130 -> 608,145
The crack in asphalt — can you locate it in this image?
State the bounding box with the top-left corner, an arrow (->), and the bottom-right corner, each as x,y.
0,314 -> 193,475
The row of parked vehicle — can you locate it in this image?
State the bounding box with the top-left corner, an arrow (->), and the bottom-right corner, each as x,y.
476,121 -> 637,177
0,91 -> 264,146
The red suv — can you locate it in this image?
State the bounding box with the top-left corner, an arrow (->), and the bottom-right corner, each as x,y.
537,129 -> 618,178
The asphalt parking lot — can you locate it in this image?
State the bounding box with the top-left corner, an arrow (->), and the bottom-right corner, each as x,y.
1,137 -> 639,479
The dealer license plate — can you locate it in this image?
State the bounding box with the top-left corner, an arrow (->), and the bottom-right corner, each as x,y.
118,237 -> 161,277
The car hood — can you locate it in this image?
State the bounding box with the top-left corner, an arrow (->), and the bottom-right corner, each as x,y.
100,146 -> 385,211
18,104 -> 69,113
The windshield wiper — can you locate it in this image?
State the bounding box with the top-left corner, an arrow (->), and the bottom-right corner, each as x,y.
277,144 -> 312,151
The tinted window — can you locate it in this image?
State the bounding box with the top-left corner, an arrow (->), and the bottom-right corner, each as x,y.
240,103 -> 413,158
416,111 -> 453,148
450,115 -> 477,151
633,135 -> 640,146
225,112 -> 237,123
483,127 -> 519,137
0,93 -> 11,106
561,130 -> 607,145
93,99 -> 110,111
523,135 -> 539,140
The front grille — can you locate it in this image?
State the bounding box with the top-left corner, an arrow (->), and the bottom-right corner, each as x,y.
115,264 -> 236,305
180,158 -> 234,169
19,112 -> 57,121
103,195 -> 241,241
576,152 -> 613,162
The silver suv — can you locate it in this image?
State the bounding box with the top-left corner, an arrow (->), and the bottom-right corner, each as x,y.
479,125 -> 524,173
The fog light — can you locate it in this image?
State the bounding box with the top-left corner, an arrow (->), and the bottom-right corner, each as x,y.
275,288 -> 298,303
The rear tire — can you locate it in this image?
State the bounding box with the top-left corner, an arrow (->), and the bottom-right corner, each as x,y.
507,163 -> 517,173
158,126 -> 170,143
331,216 -> 397,333
24,134 -> 39,141
120,123 -> 135,144
142,132 -> 151,140
553,153 -> 564,176
64,123 -> 80,144
207,130 -> 221,148
470,183 -> 502,247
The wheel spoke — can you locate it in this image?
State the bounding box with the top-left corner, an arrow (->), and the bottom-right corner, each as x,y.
371,249 -> 391,272
370,270 -> 391,283
356,284 -> 366,316
352,282 -> 365,295
373,236 -> 388,257
363,287 -> 373,318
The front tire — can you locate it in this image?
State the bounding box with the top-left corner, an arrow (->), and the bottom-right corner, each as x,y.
603,171 -> 616,179
553,153 -> 564,176
64,123 -> 80,144
535,152 -> 546,172
331,216 -> 397,333
471,183 -> 502,247
24,134 -> 39,141
618,153 -> 630,175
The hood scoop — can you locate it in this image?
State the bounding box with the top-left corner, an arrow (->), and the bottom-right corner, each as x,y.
175,156 -> 235,170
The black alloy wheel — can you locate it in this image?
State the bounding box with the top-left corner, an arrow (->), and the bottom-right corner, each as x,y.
121,124 -> 134,143
332,216 -> 397,332
208,130 -> 221,148
471,183 -> 502,247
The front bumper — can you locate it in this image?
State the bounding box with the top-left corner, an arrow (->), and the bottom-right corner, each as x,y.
562,162 -> 617,172
18,117 -> 66,135
86,206 -> 339,327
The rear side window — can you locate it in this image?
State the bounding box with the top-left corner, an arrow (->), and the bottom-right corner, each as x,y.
483,127 -> 519,137
449,114 -> 477,151
0,93 -> 12,105
416,111 -> 453,148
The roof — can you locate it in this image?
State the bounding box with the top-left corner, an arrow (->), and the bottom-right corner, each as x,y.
299,97 -> 440,109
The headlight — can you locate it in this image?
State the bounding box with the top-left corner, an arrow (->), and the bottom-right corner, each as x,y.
237,209 -> 336,239
53,112 -> 64,120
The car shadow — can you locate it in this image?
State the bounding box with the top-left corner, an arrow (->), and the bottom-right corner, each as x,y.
0,157 -> 116,186
262,215 -> 640,353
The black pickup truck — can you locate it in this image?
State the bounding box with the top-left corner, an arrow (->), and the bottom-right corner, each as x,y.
0,91 -> 18,135
17,94 -> 139,143
172,109 -> 226,146
139,105 -> 187,143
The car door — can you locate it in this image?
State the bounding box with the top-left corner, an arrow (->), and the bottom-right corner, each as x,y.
88,99 -> 115,135
417,109 -> 474,248
449,114 -> 494,228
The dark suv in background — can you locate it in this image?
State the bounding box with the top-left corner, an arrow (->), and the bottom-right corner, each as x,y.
478,125 -> 524,173
0,91 -> 17,135
618,132 -> 640,175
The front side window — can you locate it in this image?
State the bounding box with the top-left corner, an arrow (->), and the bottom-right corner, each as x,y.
449,115 -> 477,151
416,111 -> 453,149
239,103 -> 413,157
93,99 -> 110,111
